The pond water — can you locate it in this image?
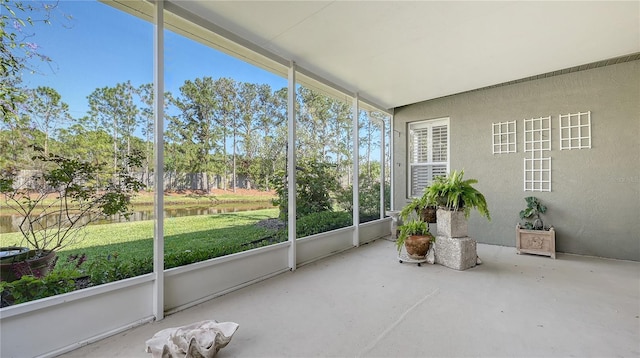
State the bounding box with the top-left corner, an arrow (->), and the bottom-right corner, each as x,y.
0,203 -> 275,234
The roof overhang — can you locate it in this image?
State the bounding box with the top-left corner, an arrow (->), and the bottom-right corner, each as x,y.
107,1 -> 640,110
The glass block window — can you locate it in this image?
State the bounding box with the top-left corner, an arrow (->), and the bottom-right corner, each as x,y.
559,111 -> 591,150
492,120 -> 517,154
408,118 -> 449,197
524,116 -> 551,152
524,156 -> 551,192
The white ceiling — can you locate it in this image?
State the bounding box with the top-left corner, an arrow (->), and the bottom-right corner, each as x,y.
168,1 -> 639,110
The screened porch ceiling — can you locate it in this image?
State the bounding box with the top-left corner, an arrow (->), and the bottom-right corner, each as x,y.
119,0 -> 640,110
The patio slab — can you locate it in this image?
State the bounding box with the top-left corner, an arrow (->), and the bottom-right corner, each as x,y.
60,239 -> 640,358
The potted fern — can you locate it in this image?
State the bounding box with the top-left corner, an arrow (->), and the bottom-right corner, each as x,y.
425,170 -> 490,237
516,197 -> 555,259
399,191 -> 437,223
396,219 -> 435,260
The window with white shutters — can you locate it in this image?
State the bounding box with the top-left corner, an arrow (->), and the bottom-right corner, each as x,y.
408,118 -> 449,197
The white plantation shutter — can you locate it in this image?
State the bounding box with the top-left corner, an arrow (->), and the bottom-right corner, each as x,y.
408,118 -> 449,197
432,125 -> 448,161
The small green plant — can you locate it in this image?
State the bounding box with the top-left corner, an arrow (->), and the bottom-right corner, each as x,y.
425,170 -> 490,220
519,196 -> 548,230
396,219 -> 434,253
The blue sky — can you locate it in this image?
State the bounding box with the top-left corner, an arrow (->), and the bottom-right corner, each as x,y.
21,0 -> 287,119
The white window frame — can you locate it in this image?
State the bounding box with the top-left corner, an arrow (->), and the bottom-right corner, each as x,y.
407,117 -> 450,198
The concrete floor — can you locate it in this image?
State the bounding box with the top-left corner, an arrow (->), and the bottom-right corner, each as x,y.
61,239 -> 640,358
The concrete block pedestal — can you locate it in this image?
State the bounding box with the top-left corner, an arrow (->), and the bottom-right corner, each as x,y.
434,208 -> 478,271
434,236 -> 477,271
436,209 -> 468,238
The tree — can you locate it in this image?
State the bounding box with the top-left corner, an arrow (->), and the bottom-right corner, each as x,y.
297,86 -> 332,161
23,86 -> 70,155
211,77 -> 238,190
0,112 -> 36,169
327,97 -> 353,187
0,1 -> 67,119
167,77 -> 220,190
87,81 -> 139,173
254,84 -> 286,190
236,82 -> 261,190
359,110 -> 381,181
56,122 -> 111,165
117,81 -> 139,167
137,83 -> 156,188
0,1 -> 73,173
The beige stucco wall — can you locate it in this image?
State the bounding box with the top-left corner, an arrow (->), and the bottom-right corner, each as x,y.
393,60 -> 639,261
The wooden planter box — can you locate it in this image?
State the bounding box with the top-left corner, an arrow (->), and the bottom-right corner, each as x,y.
516,224 -> 556,259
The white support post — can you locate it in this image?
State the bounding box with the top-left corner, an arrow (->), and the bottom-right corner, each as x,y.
152,0 -> 165,321
379,119 -> 385,219
352,95 -> 360,247
287,61 -> 297,270
390,111 -> 395,210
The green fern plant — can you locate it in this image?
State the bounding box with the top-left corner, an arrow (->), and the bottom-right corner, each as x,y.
425,170 -> 491,220
399,193 -> 436,222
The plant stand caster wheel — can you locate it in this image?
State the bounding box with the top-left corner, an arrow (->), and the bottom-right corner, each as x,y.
397,252 -> 428,266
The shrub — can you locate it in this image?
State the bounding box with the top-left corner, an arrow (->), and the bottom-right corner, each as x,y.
272,159 -> 340,220
87,253 -> 153,285
0,269 -> 80,306
164,247 -> 238,269
335,179 -> 391,223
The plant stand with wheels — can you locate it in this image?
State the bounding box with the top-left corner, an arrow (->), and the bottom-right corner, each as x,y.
397,247 -> 428,266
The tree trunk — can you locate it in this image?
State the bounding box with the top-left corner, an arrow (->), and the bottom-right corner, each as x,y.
222,123 -> 228,191
367,123 -> 372,179
232,126 -> 237,193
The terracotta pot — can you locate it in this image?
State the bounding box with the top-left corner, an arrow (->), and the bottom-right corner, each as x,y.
0,250 -> 57,282
404,234 -> 433,259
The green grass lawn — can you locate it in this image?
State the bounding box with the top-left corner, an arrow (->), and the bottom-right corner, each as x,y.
2,209 -> 281,270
